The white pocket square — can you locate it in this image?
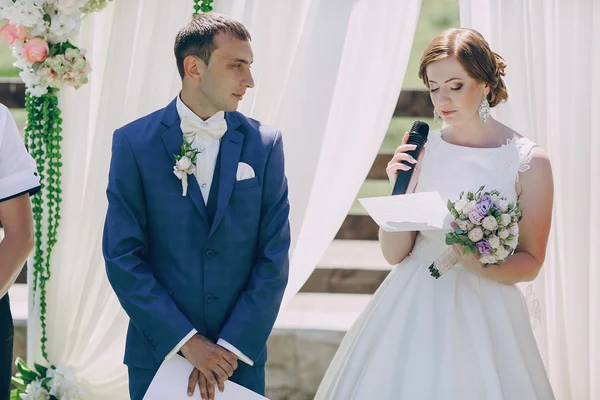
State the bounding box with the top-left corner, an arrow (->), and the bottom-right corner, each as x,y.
236,162 -> 255,181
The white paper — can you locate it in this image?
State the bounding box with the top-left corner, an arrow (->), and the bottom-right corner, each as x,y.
358,191 -> 453,232
143,354 -> 269,400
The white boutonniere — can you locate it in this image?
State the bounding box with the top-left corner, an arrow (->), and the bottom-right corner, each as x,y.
173,141 -> 198,196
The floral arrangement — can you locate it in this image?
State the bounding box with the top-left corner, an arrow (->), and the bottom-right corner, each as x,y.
10,358 -> 87,400
0,0 -> 113,96
429,186 -> 522,278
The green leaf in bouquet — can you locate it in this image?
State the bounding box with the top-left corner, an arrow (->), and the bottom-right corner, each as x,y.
445,234 -> 458,245
454,226 -> 464,234
478,185 -> 485,192
467,192 -> 474,201
447,200 -> 455,212
459,191 -> 464,198
41,377 -> 52,391
34,363 -> 48,378
10,389 -> 22,400
10,376 -> 26,391
16,359 -> 39,381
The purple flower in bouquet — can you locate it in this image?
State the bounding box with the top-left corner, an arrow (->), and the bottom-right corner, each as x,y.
475,199 -> 492,215
476,240 -> 493,255
490,201 -> 501,211
468,210 -> 484,225
480,194 -> 493,203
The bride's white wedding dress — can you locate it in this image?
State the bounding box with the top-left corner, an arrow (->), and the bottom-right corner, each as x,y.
315,129 -> 555,400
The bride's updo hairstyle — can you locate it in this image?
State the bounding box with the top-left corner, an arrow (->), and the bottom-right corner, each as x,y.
418,28 -> 508,107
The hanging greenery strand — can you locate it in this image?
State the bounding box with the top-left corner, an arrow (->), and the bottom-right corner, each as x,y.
194,0 -> 214,14
24,89 -> 63,362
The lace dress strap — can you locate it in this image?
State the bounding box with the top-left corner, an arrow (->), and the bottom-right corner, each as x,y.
512,137 -> 538,182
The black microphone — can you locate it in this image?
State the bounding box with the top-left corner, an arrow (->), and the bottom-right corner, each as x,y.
392,121 -> 429,195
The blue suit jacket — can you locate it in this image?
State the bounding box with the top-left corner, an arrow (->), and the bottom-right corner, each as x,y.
102,98 -> 290,369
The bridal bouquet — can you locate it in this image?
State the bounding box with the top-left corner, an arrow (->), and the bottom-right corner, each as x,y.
0,0 -> 113,96
11,358 -> 87,400
428,186 -> 522,278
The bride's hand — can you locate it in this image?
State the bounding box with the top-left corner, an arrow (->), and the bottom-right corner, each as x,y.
386,132 -> 425,194
451,243 -> 488,277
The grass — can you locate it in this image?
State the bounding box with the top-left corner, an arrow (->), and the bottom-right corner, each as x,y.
402,0 -> 460,89
382,116 -> 442,151
11,108 -> 27,129
0,20 -> 20,78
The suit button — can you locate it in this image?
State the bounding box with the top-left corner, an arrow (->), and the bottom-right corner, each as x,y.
205,293 -> 216,303
206,250 -> 216,258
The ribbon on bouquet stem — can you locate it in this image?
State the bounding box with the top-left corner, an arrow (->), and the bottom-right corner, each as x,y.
428,247 -> 460,279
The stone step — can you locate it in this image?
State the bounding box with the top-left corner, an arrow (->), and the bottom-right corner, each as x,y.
275,292 -> 372,332
268,292 -> 371,399
300,240 -> 391,294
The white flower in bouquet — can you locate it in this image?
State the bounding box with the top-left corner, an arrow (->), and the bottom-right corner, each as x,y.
479,254 -> 497,265
19,380 -> 49,400
82,0 -> 113,13
454,198 -> 469,213
488,235 -> 501,249
497,199 -> 509,212
55,0 -> 87,14
500,214 -> 511,226
482,215 -> 498,231
492,194 -> 500,202
495,246 -> 510,260
47,12 -> 81,43
11,42 -> 24,58
13,56 -> 32,70
508,223 -> 519,236
504,236 -> 518,250
19,67 -> 40,87
468,227 -> 484,242
464,200 -> 478,213
1,1 -> 45,30
457,220 -> 470,231
498,229 -> 510,239
47,365 -> 86,399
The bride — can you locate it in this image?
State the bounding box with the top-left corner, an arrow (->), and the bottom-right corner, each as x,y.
315,28 -> 555,400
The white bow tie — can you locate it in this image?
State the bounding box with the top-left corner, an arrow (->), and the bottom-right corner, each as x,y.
181,117 -> 227,143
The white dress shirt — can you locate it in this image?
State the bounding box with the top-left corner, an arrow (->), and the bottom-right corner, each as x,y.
0,104 -> 40,202
164,96 -> 254,366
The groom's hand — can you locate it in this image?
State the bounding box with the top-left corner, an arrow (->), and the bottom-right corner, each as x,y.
181,334 -> 238,395
188,368 -> 218,400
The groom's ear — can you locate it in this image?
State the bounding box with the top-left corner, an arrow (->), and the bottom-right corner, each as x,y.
183,55 -> 206,82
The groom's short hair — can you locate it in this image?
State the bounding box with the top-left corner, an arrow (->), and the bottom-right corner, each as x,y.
174,13 -> 251,79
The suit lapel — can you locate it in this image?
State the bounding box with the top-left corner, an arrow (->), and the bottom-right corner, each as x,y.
160,99 -> 210,225
209,112 -> 244,236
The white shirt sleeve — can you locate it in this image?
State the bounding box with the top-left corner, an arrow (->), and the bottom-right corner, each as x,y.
217,338 -> 254,366
0,104 -> 40,202
165,328 -> 198,360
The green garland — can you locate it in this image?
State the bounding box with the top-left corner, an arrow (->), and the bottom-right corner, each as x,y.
24,90 -> 63,362
193,0 -> 214,14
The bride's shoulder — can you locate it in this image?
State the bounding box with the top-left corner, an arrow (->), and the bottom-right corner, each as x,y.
506,129 -> 552,186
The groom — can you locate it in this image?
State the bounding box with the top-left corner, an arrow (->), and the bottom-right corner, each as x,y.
103,13 -> 290,400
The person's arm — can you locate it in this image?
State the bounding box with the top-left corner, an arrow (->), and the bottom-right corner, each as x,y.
0,105 -> 40,297
216,130 -> 291,362
0,195 -> 34,297
457,147 -> 554,284
379,132 -> 424,265
102,129 -> 196,361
